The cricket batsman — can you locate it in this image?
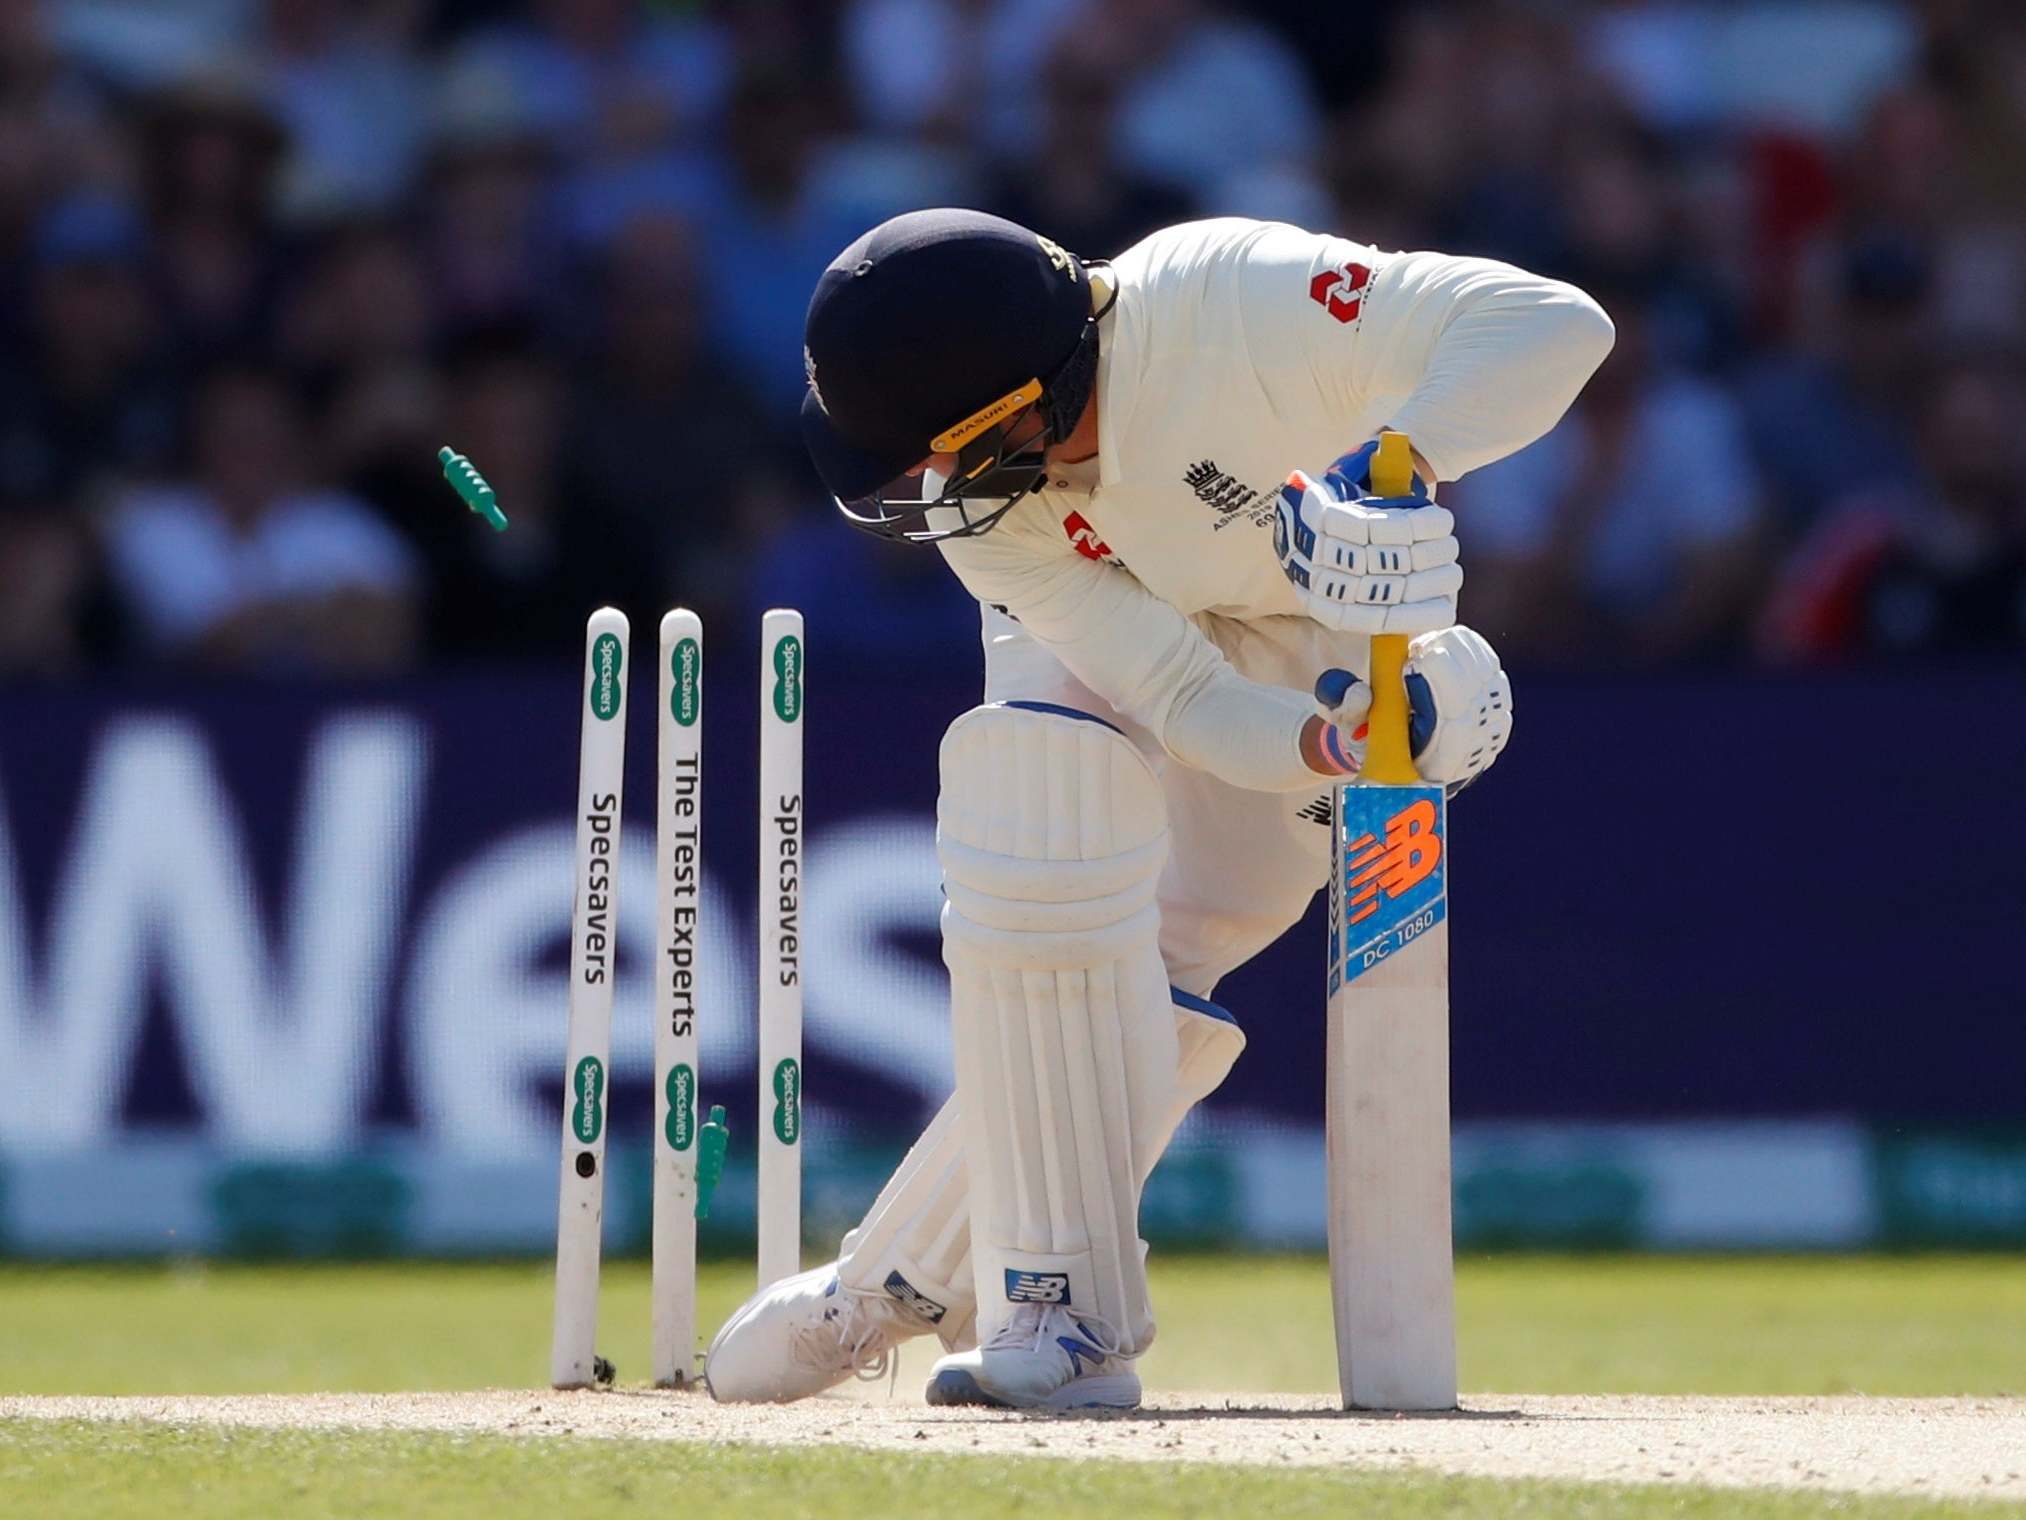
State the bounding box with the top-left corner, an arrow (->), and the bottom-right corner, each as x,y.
706,210 -> 1613,1409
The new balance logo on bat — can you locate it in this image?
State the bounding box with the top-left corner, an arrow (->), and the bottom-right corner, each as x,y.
1343,798 -> 1441,926
1335,788 -> 1447,988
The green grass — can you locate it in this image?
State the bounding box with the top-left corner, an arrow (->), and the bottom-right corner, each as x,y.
1,1254 -> 2020,1398
5,1256 -> 2021,1518
2,1421 -> 2015,1520
1149,1254 -> 2026,1397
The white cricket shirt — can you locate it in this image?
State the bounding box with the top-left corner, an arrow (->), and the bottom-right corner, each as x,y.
938,217 -> 1613,791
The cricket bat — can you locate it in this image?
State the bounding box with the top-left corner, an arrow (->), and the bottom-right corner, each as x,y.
1325,429 -> 1458,1411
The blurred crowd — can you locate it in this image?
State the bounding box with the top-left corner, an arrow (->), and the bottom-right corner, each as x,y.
0,0 -> 2021,679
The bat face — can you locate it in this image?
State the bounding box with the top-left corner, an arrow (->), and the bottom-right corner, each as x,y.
1326,778 -> 1457,1412
1331,788 -> 1448,994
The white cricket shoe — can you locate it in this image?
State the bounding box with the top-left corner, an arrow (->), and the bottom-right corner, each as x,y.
704,1266 -> 924,1403
924,1304 -> 1141,1410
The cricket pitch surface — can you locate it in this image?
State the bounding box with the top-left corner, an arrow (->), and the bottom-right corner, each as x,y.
5,1388 -> 2020,1502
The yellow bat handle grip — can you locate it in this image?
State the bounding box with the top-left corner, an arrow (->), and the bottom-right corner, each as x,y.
1362,432 -> 1420,785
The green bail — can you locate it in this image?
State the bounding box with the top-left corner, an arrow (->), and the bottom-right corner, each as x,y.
438,445 -> 509,532
694,1104 -> 730,1220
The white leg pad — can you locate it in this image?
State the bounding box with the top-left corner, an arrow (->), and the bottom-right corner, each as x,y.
836,994 -> 1245,1352
1162,997 -> 1247,1141
835,1096 -> 975,1345
937,702 -> 1178,1354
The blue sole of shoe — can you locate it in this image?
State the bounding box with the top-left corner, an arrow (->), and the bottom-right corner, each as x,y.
924,1369 -> 1007,1408
924,1368 -> 1142,1411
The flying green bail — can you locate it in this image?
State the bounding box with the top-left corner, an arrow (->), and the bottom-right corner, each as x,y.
695,1104 -> 730,1220
438,445 -> 509,532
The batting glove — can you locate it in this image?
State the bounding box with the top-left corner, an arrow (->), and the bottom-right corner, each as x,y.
1311,625 -> 1514,792
1273,439 -> 1462,635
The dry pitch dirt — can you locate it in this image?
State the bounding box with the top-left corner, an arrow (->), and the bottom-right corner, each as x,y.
5,1387 -> 2022,1503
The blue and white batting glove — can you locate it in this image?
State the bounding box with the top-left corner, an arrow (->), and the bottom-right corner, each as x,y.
1311,625 -> 1514,791
1274,439 -> 1463,635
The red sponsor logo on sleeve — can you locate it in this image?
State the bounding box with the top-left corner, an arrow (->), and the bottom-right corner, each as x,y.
1309,260 -> 1370,324
1063,510 -> 1113,561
